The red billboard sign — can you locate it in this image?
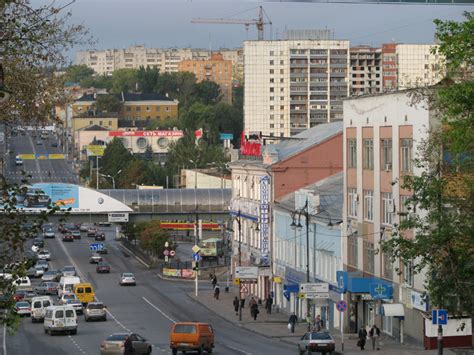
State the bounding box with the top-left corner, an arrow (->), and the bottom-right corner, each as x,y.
240,132 -> 261,157
108,130 -> 184,137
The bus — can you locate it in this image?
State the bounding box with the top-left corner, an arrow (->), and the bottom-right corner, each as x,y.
199,238 -> 224,260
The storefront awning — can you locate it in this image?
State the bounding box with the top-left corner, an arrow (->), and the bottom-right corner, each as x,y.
382,304 -> 405,317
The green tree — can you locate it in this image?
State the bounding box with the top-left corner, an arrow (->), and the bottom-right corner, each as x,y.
63,65 -> 95,83
144,145 -> 154,162
382,13 -> 474,315
101,138 -> 132,180
95,94 -> 123,113
137,222 -> 170,258
137,66 -> 160,94
80,74 -> 113,90
111,69 -> 138,94
194,80 -> 221,105
119,159 -> 153,188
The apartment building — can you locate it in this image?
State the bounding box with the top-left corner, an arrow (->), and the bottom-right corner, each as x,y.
342,91 -> 436,344
396,44 -> 443,89
244,36 -> 350,137
382,43 -> 398,91
350,46 -> 383,96
178,53 -> 233,103
75,46 -> 244,80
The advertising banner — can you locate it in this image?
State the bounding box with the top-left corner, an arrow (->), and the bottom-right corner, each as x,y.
163,268 -> 181,278
14,183 -> 79,210
181,269 -> 196,279
87,145 -> 105,157
260,175 -> 270,266
109,130 -> 183,137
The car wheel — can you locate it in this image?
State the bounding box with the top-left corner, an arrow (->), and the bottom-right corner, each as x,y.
44,328 -> 48,334
71,329 -> 77,335
85,316 -> 88,322
146,346 -> 152,354
171,349 -> 177,355
207,347 -> 213,353
198,345 -> 204,355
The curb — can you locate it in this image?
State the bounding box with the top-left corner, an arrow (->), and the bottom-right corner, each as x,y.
119,243 -> 153,269
185,292 -> 299,343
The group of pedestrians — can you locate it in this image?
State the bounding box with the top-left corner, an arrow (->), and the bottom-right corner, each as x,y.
358,324 -> 381,351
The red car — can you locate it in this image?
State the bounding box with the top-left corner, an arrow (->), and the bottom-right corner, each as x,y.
96,262 -> 110,273
87,228 -> 98,238
62,234 -> 74,242
13,290 -> 26,302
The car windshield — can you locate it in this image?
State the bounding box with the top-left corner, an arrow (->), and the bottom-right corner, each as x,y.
16,302 -> 29,307
123,273 -> 134,277
88,303 -> 104,309
106,334 -> 128,341
63,266 -> 74,271
44,271 -> 55,275
63,294 -> 75,299
174,325 -> 197,334
310,332 -> 332,340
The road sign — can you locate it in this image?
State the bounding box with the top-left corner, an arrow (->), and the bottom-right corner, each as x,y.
192,253 -> 200,261
432,309 -> 448,325
304,292 -> 329,299
89,243 -> 104,251
234,278 -> 240,285
169,250 -> 176,257
192,245 -> 201,253
336,300 -> 348,312
108,213 -> 129,223
163,249 -> 170,256
300,283 -> 329,293
235,266 -> 258,280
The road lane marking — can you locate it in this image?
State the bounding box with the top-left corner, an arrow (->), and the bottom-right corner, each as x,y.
142,297 -> 176,323
225,344 -> 252,355
68,335 -> 87,355
3,323 -> 6,355
55,235 -> 132,334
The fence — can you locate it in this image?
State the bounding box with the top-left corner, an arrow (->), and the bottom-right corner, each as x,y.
121,238 -> 156,267
160,256 -> 230,272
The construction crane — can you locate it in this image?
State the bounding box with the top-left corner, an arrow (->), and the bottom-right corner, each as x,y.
191,6 -> 272,41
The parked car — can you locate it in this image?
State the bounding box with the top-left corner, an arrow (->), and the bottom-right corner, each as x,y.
87,227 -> 97,237
100,333 -> 151,355
37,250 -> 51,261
84,302 -> 107,322
61,265 -> 76,277
297,331 -> 336,355
34,282 -> 59,295
96,262 -> 110,274
89,253 -> 102,264
62,234 -> 74,242
119,273 -> 136,286
14,301 -> 31,316
170,322 -> 215,355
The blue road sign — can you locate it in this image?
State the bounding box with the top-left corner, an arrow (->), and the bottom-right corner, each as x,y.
192,253 -> 200,262
89,243 -> 104,252
432,309 -> 448,325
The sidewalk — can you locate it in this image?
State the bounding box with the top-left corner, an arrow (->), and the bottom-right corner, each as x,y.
189,284 -> 471,355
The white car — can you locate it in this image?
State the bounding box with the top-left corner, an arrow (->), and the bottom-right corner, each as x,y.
59,293 -> 78,305
119,273 -> 136,286
31,245 -> 40,253
33,265 -> 45,277
14,301 -> 31,316
65,299 -> 84,315
43,229 -> 55,238
37,250 -> 51,261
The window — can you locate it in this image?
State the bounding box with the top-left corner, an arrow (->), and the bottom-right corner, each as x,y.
55,310 -> 64,318
280,60 -> 284,65
400,139 -> 413,172
270,60 -> 274,65
99,121 -> 103,126
270,124 -> 274,128
89,121 -> 93,125
269,51 -> 274,56
383,252 -> 393,280
381,192 -> 393,225
280,69 -> 284,74
135,106 -> 140,111
108,121 -> 112,126
347,139 -> 357,168
270,114 -> 274,120
399,195 -> 411,223
381,139 -> 392,170
270,69 -> 274,74
270,96 -> 274,101
348,236 -> 358,267
146,106 -> 151,112
280,78 -> 284,83
270,78 -> 274,83
403,260 -> 414,286
363,241 -> 375,274
156,106 -> 161,112
363,139 -> 374,169
270,106 -> 274,110
65,310 -> 75,317
166,106 -> 170,112
363,190 -> 374,222
348,188 -> 358,218
270,87 -> 274,92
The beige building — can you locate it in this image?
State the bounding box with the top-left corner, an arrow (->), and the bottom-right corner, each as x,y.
180,169 -> 231,189
178,53 -> 233,103
75,46 -> 243,80
350,46 -> 383,96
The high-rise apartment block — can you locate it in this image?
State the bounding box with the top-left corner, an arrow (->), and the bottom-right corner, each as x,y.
244,37 -> 350,137
178,53 -> 233,103
396,44 -> 442,89
75,46 -> 243,80
350,46 -> 383,96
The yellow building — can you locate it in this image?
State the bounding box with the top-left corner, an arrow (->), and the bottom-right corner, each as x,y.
178,53 -> 233,104
72,92 -> 179,125
72,114 -> 118,131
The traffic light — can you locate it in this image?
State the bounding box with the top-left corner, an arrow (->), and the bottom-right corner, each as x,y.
192,261 -> 199,271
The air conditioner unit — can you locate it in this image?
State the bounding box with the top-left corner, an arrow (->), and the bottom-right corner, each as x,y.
385,163 -> 392,172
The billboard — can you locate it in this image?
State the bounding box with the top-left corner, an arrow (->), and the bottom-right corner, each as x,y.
109,130 -> 183,137
7,183 -> 132,213
87,145 -> 105,157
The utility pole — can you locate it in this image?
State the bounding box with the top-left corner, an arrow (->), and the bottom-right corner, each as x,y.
237,211 -> 242,321
96,155 -> 99,190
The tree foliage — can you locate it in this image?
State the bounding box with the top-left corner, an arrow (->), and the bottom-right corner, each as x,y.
95,94 -> 123,113
63,65 -> 95,83
382,13 -> 474,315
110,69 -> 138,94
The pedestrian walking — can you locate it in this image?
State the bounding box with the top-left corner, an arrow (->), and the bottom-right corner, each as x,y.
369,324 -> 381,350
314,314 -> 322,332
357,326 -> 368,350
288,312 -> 298,333
250,302 -> 259,321
211,274 -> 217,289
249,296 -> 257,316
233,296 -> 239,315
214,284 -> 220,300
124,335 -> 134,355
265,295 -> 273,314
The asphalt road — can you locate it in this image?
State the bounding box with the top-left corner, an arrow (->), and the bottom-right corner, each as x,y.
5,225 -> 295,355
5,130 -> 77,184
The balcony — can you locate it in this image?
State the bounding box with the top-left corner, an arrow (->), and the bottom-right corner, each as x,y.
290,62 -> 308,68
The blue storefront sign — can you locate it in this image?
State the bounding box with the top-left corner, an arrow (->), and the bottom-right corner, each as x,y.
369,283 -> 394,300
283,284 -> 299,300
336,271 -> 393,299
219,133 -> 234,141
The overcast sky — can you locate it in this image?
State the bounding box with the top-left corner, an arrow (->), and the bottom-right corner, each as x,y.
31,0 -> 471,59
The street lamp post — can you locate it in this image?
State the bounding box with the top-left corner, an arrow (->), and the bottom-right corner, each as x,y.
228,210 -> 243,321
100,169 -> 122,189
189,159 -> 198,189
